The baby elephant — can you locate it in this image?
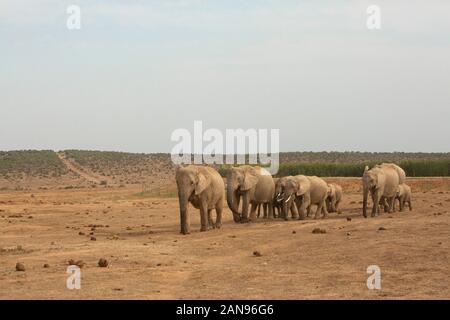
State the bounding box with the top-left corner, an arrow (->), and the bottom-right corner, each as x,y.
394,183 -> 412,212
326,183 -> 343,213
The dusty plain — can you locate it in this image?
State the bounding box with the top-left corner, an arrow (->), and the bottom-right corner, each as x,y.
1,178 -> 449,299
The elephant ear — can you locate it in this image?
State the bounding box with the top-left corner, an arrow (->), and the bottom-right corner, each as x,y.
296,178 -> 309,196
296,185 -> 308,196
195,172 -> 211,195
372,174 -> 379,189
241,169 -> 259,191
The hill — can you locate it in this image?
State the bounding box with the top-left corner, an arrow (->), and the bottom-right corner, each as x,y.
0,150 -> 449,190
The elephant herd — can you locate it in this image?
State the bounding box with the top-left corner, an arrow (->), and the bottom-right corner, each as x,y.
175,163 -> 412,234
362,163 -> 412,217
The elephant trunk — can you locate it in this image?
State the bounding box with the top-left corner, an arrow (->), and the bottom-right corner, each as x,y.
178,189 -> 191,234
282,193 -> 293,220
226,182 -> 241,223
363,186 -> 369,218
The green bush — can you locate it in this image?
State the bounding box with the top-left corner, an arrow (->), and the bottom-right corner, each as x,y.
276,160 -> 450,177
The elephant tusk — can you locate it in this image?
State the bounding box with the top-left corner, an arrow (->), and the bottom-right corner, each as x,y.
285,195 -> 292,203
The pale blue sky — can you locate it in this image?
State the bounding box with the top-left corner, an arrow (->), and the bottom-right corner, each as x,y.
1,0 -> 449,152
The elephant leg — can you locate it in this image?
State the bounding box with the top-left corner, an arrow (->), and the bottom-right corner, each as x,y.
207,209 -> 215,229
335,200 -> 341,213
371,190 -> 381,217
199,201 -> 208,232
289,202 -> 299,219
380,196 -> 388,213
321,205 -> 326,215
315,201 -> 326,219
402,197 -> 407,212
267,203 -> 274,219
377,200 -> 382,213
257,204 -> 261,218
263,203 -> 268,218
300,195 -> 310,220
314,205 -> 320,219
388,196 -> 395,213
320,199 -> 328,218
249,202 -> 258,221
285,201 -> 297,219
408,199 -> 412,211
215,203 -> 223,229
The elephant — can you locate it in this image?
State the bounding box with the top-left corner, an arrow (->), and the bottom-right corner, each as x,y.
362,163 -> 406,218
394,183 -> 412,212
273,177 -> 298,219
175,165 -> 225,234
326,183 -> 343,213
276,175 -> 329,220
226,165 -> 275,222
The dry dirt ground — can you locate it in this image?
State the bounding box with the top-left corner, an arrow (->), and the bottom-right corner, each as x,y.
0,179 -> 449,300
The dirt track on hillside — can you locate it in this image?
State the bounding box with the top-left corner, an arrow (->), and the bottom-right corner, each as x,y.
57,152 -> 102,185
0,179 -> 449,299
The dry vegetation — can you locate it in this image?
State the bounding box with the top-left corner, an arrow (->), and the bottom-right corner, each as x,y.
1,150 -> 449,191
64,150 -> 175,186
0,151 -> 87,191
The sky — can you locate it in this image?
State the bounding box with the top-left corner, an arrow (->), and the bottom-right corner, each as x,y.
1,0 -> 449,153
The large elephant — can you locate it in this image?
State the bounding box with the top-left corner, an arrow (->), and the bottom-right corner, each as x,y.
394,183 -> 412,212
226,165 -> 275,222
326,183 -> 343,213
276,175 -> 328,220
362,163 -> 406,218
175,165 -> 225,234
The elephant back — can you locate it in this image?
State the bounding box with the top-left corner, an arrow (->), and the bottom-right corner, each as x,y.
380,163 -> 406,184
